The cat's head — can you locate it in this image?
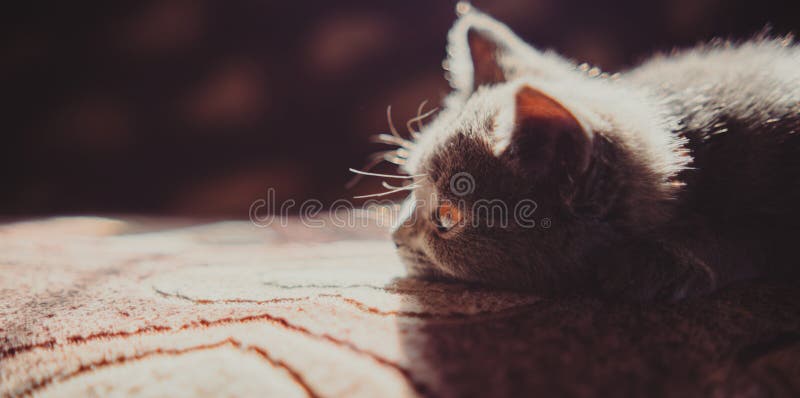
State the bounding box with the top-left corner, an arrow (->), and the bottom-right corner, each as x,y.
388,6 -> 690,292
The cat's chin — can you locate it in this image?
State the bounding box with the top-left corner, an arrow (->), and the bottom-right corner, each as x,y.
395,249 -> 445,280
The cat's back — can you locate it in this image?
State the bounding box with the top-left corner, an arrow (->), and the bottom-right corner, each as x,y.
626,39 -> 800,227
626,39 -> 800,126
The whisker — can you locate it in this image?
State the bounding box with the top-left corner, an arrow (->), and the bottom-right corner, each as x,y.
365,150 -> 405,166
370,134 -> 414,148
406,100 -> 427,134
354,186 -> 415,199
415,99 -> 428,130
385,156 -> 406,166
346,150 -> 412,189
382,181 -> 419,190
417,107 -> 439,125
406,101 -> 439,136
416,100 -> 427,117
367,150 -> 401,161
344,156 -> 387,189
348,168 -> 425,179
348,104 -> 429,190
386,105 -> 402,138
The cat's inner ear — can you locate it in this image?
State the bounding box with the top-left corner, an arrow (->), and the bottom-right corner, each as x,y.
467,28 -> 506,88
447,8 -> 578,95
499,86 -> 592,181
446,10 -> 523,94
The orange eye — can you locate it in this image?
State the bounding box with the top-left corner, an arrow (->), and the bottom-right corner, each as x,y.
434,202 -> 463,232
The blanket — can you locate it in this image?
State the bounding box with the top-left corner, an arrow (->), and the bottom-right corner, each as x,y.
2,217 -> 799,397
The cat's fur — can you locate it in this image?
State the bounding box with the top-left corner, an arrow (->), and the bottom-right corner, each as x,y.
386,5 -> 800,301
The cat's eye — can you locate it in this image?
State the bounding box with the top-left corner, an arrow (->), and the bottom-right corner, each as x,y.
433,202 -> 463,232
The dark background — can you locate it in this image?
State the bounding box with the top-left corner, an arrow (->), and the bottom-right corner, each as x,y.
4,0 -> 799,217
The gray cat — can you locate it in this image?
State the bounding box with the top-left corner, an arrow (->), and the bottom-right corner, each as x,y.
363,5 -> 800,301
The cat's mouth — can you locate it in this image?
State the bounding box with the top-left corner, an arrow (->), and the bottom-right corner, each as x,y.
397,247 -> 431,263
395,246 -> 438,275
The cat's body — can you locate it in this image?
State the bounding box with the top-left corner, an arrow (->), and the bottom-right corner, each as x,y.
378,5 -> 800,300
594,41 -> 800,299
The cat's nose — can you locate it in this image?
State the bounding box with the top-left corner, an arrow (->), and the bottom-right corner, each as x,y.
392,199 -> 418,249
391,227 -> 408,249
391,233 -> 403,249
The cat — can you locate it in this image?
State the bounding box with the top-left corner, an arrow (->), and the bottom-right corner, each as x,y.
366,4 -> 800,301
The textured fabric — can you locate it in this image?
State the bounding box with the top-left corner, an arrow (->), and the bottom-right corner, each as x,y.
1,217 -> 799,397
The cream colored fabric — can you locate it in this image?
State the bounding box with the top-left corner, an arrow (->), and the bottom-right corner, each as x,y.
2,217 -> 799,397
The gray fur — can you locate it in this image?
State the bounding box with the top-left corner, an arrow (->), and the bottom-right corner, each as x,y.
387,7 -> 800,300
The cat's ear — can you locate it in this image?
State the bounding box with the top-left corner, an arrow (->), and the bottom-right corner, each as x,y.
446,7 -> 515,93
465,27 -> 505,88
446,5 -> 564,94
499,85 -> 592,182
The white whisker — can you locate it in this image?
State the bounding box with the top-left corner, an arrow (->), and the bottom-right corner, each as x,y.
406,100 -> 427,134
406,100 -> 439,138
406,101 -> 438,136
385,156 -> 406,166
382,181 -> 419,190
348,168 -> 425,179
367,150 -> 401,162
354,186 -> 414,199
364,151 -> 405,165
345,156 -> 386,189
370,134 -> 413,148
386,105 -> 402,138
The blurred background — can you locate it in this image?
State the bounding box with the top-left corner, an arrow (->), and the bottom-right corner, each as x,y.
4,0 -> 799,217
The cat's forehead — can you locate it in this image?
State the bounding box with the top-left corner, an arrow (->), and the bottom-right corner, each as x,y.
404,85 -> 517,176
